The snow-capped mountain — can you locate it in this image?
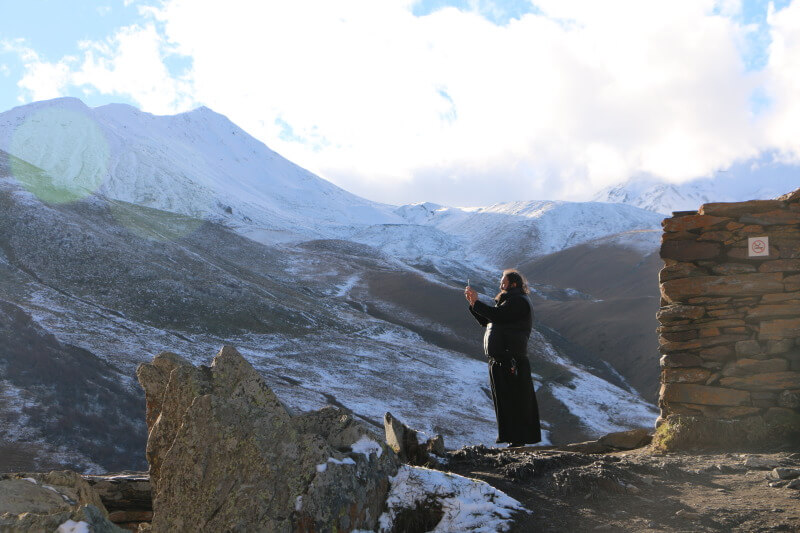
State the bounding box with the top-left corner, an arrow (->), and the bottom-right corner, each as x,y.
0,98 -> 665,472
594,158 -> 799,214
0,98 -> 663,268
0,98 -> 400,241
389,200 -> 663,266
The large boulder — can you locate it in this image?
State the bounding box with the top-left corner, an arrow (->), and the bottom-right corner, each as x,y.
137,346 -> 398,532
0,471 -> 123,532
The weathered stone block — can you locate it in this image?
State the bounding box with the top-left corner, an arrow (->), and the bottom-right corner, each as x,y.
660,273 -> 784,303
660,330 -> 698,342
698,230 -> 733,242
724,327 -> 748,334
659,262 -> 708,282
698,405 -> 762,419
662,231 -> 698,241
657,304 -> 706,322
662,367 -> 712,384
748,304 -> 800,320
762,292 -> 800,303
660,383 -> 750,406
700,200 -> 785,217
663,214 -> 730,233
767,339 -> 795,354
658,318 -> 744,333
697,318 -> 745,327
700,345 -> 735,361
707,308 -> 743,318
719,371 -> 800,391
785,274 -> 800,292
739,224 -> 765,234
753,386 -> 779,399
660,402 -> 704,416
779,242 -> 800,259
759,317 -> 800,341
688,296 -> 733,305
659,334 -> 750,353
711,263 -> 757,275
660,353 -> 703,368
597,428 -> 652,450
735,340 -> 763,357
660,241 -> 721,261
758,259 -> 800,273
733,358 -> 789,374
740,210 -> 800,226
700,327 -> 721,337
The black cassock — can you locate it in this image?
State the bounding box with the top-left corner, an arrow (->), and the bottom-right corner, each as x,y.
469,287 -> 541,445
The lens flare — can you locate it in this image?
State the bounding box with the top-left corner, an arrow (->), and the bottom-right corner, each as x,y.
10,107 -> 109,204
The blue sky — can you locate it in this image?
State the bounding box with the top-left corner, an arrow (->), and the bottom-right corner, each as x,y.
1,0 -> 799,205
0,1 -> 137,108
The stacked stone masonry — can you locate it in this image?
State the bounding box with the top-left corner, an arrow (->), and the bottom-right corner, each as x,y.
657,188 -> 800,442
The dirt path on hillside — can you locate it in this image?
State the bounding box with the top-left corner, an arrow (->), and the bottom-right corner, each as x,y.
444,446 -> 800,532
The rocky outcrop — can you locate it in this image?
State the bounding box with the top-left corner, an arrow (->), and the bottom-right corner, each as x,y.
0,471 -> 124,532
384,411 -> 446,466
136,346 -> 399,532
655,188 -> 800,450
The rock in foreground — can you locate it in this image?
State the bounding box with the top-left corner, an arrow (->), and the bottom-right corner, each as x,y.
0,471 -> 124,532
137,346 -> 398,532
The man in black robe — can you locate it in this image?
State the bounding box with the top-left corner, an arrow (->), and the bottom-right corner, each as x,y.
465,269 -> 542,447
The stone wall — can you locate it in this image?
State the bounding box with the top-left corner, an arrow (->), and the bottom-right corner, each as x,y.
656,188 -> 800,448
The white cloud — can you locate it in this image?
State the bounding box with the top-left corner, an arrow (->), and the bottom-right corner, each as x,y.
145,0 -> 776,203
762,0 -> 800,163
72,24 -> 194,114
4,0 -> 798,205
9,41 -> 76,103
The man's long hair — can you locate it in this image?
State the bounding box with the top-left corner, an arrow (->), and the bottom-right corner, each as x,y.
496,268 -> 530,300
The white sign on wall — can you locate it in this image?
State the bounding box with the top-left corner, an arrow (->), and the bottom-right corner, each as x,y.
748,236 -> 769,257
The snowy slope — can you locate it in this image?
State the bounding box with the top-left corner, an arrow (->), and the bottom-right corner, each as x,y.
383,200 -> 663,267
0,98 -> 401,240
594,159 -> 799,214
0,158 -> 660,471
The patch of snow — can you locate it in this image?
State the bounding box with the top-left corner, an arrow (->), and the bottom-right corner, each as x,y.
335,274 -> 360,298
548,367 -> 658,436
316,456 -> 357,472
350,435 -> 383,458
379,465 -> 527,532
56,520 -> 89,533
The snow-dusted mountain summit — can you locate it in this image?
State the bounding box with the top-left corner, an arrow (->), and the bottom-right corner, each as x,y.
0,98 -> 401,241
0,98 -> 663,268
594,158 -> 799,215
